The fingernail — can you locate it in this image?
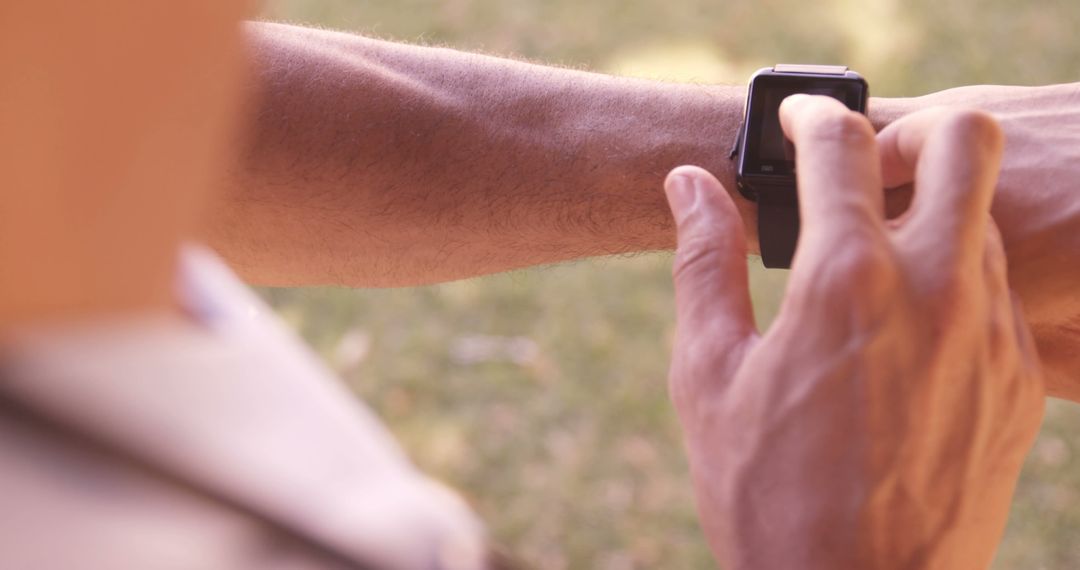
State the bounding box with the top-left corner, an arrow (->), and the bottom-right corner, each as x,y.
666,173 -> 699,221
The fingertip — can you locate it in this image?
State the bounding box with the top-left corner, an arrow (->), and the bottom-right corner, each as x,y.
666,164 -> 711,182
664,168 -> 700,225
779,94 -> 858,138
778,93 -> 812,118
937,108 -> 1005,163
664,165 -> 736,225
778,94 -> 807,137
665,165 -> 724,197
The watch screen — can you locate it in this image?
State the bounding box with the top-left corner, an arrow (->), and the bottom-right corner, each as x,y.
741,73 -> 867,176
758,86 -> 849,161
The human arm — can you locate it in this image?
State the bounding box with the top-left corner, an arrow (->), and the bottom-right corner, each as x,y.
214,23 -> 1080,396
664,99 -> 1044,568
208,21 -> 743,286
206,22 -> 904,287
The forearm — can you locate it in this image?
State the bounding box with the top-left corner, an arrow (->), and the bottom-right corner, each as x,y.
211,21 -> 741,286
210,22 -> 904,286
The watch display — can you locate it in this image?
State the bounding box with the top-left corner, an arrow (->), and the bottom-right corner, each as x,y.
732,65 -> 870,269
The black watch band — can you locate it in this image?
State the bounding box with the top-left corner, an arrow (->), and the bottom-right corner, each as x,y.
756,182 -> 800,269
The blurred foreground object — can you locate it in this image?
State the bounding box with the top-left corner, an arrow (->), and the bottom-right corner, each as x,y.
0,249 -> 491,570
0,1 -> 489,566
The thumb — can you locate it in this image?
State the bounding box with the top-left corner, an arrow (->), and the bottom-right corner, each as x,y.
666,166 -> 756,354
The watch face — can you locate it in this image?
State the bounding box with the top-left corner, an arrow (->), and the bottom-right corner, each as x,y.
740,72 -> 868,178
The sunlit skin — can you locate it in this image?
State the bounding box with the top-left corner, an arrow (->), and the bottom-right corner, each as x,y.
886,86 -> 1080,401
665,98 -> 1045,569
0,0 -> 1078,566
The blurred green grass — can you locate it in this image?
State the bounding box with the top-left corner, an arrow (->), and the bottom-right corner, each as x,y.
258,1 -> 1080,567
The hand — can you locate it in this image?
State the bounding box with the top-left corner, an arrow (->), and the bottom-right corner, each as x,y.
664,98 -> 1045,569
889,83 -> 1080,399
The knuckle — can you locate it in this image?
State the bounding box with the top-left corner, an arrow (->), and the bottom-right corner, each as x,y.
927,261 -> 980,315
798,239 -> 894,307
921,222 -> 1006,312
827,242 -> 892,289
672,236 -> 721,283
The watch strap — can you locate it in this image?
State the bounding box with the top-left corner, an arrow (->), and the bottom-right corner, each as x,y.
756,182 -> 800,269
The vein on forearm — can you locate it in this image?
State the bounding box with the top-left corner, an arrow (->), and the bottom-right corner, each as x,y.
211,22 -> 744,286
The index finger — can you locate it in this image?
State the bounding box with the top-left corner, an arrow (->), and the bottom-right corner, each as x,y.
778,95 -> 886,257
876,108 -> 1004,270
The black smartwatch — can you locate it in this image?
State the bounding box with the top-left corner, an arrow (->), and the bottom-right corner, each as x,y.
730,64 -> 869,269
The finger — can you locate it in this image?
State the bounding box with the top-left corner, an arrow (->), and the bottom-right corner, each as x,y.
778,94 -> 886,258
877,107 -> 952,189
666,166 -> 757,356
878,108 -> 1005,268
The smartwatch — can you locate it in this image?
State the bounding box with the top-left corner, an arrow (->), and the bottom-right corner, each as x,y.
730,64 -> 869,269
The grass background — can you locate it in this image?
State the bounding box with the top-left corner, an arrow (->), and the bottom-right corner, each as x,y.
257,1 -> 1080,567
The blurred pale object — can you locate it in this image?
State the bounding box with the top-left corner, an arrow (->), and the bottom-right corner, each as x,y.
0,248 -> 489,570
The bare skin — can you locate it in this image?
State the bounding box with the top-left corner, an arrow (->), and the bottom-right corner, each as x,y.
888,85 -> 1080,401
209,22 -> 752,287
665,99 -> 1045,569
0,5 -> 1072,567
3,16 -> 1074,397
211,23 -> 944,287
212,23 -> 1080,398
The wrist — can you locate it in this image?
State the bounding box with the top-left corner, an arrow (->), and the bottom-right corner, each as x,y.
868,95 -> 917,132
670,83 -> 760,253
